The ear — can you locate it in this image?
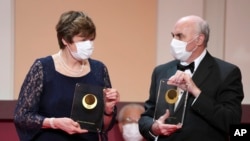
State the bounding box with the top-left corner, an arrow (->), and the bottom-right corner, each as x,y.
61,38 -> 67,45
196,34 -> 205,46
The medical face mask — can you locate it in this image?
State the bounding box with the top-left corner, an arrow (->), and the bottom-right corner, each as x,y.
68,40 -> 94,60
170,37 -> 198,61
122,123 -> 144,141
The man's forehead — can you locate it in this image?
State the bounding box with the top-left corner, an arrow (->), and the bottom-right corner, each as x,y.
172,23 -> 194,36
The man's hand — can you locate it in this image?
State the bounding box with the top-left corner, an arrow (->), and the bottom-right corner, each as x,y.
151,109 -> 182,136
167,70 -> 201,97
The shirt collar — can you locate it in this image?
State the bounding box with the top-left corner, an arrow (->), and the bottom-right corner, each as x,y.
180,49 -> 207,73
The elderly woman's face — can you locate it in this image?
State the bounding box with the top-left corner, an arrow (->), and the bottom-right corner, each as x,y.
62,35 -> 91,51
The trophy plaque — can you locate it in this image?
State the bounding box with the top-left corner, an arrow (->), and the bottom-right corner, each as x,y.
153,78 -> 188,125
70,83 -> 104,132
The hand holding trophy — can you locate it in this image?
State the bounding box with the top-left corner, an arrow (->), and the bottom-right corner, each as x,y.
154,78 -> 189,125
71,83 -> 104,132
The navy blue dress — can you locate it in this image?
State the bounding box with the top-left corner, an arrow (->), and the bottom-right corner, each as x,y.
14,56 -> 112,141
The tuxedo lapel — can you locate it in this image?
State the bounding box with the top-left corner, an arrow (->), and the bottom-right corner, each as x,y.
192,52 -> 214,87
175,52 -> 214,114
166,62 -> 179,80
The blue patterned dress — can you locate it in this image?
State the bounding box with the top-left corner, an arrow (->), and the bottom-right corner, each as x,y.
14,56 -> 112,141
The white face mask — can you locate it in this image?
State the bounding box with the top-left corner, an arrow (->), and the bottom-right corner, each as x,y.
68,40 -> 94,60
122,123 -> 144,141
170,37 -> 197,61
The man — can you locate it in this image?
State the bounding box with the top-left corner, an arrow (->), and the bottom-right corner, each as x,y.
118,103 -> 146,141
138,15 -> 244,141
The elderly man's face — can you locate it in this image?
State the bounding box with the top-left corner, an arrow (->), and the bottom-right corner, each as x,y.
171,20 -> 199,52
118,107 -> 143,133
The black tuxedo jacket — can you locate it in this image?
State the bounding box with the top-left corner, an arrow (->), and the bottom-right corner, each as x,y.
138,51 -> 244,141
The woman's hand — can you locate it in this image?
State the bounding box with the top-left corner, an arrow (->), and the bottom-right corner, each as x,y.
103,88 -> 120,114
50,117 -> 88,134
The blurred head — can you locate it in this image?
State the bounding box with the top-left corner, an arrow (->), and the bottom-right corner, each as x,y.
170,15 -> 210,62
118,103 -> 145,141
56,10 -> 96,49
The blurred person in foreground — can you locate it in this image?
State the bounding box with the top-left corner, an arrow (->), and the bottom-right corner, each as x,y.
118,103 -> 146,141
14,10 -> 120,141
138,15 -> 244,141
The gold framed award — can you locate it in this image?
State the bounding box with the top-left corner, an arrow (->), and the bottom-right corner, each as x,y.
70,83 -> 104,132
154,78 -> 188,125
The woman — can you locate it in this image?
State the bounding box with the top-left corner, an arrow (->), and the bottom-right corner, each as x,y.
14,10 -> 120,141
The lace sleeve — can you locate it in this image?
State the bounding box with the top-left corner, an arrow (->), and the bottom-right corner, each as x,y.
103,65 -> 112,88
14,60 -> 45,140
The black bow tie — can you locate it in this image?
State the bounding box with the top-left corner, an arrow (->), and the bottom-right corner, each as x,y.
177,62 -> 195,73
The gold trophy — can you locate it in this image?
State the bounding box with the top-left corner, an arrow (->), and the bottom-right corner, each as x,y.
71,83 -> 104,132
154,78 -> 188,125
